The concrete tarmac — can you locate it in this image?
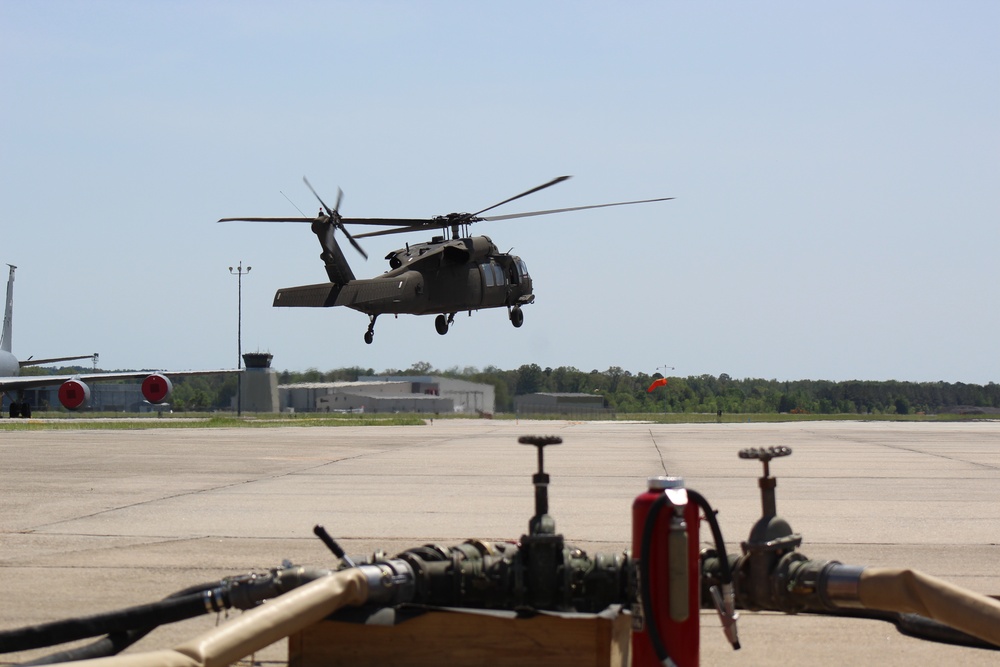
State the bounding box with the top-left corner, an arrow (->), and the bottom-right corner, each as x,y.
1,420 -> 998,665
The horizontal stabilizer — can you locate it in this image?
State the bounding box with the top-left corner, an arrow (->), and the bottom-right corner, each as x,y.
20,354 -> 96,368
273,283 -> 342,308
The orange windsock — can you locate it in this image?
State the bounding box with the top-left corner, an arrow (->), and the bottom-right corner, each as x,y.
647,378 -> 668,392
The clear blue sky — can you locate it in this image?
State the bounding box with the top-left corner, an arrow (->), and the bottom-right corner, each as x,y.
2,1 -> 997,383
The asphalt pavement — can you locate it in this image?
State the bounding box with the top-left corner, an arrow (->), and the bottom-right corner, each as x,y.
1,420 -> 998,665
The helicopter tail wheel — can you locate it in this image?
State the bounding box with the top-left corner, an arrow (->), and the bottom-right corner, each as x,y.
364,315 -> 377,344
509,305 -> 524,328
435,314 -> 450,335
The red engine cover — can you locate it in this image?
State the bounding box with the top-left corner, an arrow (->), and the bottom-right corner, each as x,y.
141,374 -> 173,404
58,379 -> 91,410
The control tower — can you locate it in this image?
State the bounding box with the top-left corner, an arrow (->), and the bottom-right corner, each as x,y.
240,352 -> 279,413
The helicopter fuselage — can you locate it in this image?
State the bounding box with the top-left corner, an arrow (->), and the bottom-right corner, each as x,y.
364,235 -> 532,315
272,234 -> 533,337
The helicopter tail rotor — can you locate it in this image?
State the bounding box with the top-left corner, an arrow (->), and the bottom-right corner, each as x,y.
303,177 -> 368,261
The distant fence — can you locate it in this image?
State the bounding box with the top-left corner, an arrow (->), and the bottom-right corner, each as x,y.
514,407 -> 616,419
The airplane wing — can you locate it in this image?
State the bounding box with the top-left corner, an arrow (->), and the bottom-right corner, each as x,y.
0,369 -> 237,393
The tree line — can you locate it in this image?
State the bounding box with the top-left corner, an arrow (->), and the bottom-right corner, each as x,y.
27,363 -> 1000,414
273,362 -> 998,415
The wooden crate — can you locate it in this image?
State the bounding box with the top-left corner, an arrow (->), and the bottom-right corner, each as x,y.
289,605 -> 631,667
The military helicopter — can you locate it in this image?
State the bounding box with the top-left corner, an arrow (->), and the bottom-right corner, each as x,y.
220,176 -> 671,344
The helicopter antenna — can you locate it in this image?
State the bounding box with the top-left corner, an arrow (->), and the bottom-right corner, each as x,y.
280,191 -> 308,217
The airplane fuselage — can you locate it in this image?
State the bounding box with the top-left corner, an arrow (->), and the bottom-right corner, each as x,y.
0,349 -> 18,378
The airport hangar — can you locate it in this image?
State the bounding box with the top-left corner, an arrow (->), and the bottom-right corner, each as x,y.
277,376 -> 495,415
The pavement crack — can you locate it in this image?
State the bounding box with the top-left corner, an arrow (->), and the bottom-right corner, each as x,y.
809,430 -> 1000,471
648,428 -> 669,476
26,457 -> 364,532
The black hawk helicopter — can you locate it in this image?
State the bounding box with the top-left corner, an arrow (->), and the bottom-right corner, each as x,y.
220,176 -> 671,344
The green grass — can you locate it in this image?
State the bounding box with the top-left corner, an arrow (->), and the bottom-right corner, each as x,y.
1,410 -> 994,431
493,411 -> 996,423
618,412 -> 998,423
0,412 -> 426,430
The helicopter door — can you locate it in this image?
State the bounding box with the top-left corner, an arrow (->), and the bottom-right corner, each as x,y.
480,261 -> 507,307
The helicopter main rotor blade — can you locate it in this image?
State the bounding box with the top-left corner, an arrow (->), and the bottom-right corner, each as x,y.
340,217 -> 437,227
468,175 -> 571,218
218,217 -> 316,223
480,197 -> 674,222
353,225 -> 436,240
351,196 -> 674,237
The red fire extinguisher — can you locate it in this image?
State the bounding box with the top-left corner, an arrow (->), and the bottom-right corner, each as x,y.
632,476 -> 701,667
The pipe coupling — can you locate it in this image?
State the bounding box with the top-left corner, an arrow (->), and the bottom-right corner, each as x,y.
358,559 -> 416,606
820,563 -> 867,610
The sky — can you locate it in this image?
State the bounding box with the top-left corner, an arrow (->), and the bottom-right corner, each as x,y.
1,1 -> 997,383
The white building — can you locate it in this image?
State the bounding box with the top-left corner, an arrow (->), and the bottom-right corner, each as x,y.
279,376 -> 495,415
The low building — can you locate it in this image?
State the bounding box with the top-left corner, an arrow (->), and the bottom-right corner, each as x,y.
279,375 -> 495,415
280,380 -> 414,413
316,387 -> 452,414
359,376 -> 494,415
514,392 -> 611,416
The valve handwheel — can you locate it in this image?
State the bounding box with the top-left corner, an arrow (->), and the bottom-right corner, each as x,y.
739,446 -> 791,478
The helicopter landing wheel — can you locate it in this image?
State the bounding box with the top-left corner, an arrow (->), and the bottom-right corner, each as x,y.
510,305 -> 524,328
364,331 -> 374,345
435,314 -> 450,335
364,314 -> 377,344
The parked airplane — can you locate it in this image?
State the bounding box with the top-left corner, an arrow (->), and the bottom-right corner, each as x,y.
0,264 -> 239,417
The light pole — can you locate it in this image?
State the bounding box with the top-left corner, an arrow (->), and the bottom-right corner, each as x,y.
229,262 -> 251,416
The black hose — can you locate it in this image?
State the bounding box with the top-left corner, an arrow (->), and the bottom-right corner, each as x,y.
639,493 -> 671,663
687,489 -> 733,586
0,588 -> 224,654
17,581 -> 230,664
18,628 -> 154,665
896,612 -> 1000,650
801,608 -> 1000,651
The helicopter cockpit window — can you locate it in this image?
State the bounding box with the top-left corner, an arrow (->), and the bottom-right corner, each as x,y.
481,263 -> 495,288
517,259 -> 529,278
